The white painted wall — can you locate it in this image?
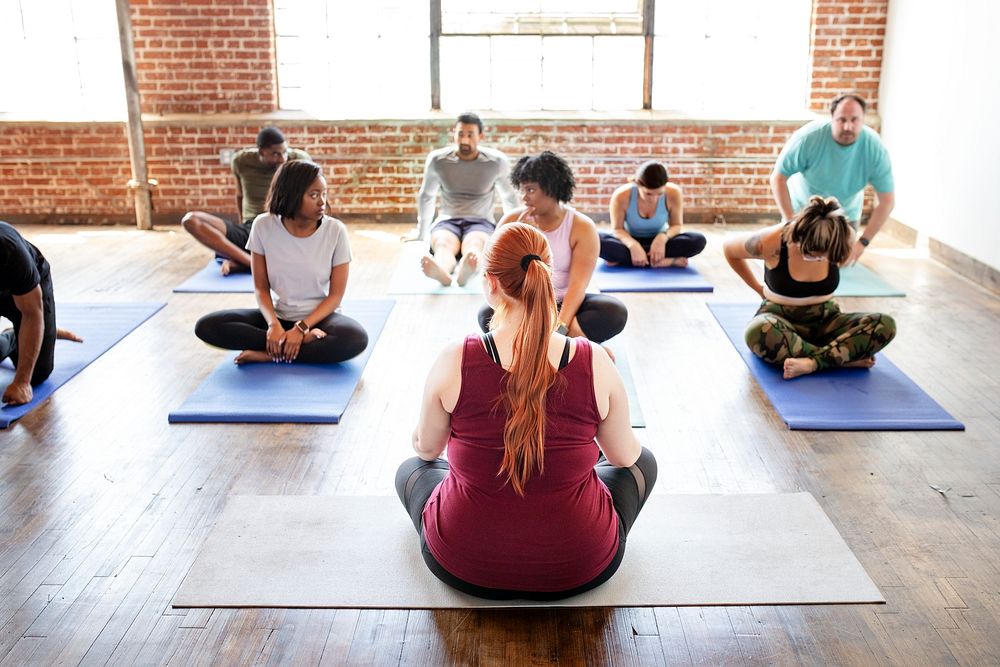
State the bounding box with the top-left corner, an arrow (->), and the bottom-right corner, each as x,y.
879,0 -> 1000,270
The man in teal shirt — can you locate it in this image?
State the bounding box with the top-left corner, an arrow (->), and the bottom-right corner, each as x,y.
771,94 -> 894,263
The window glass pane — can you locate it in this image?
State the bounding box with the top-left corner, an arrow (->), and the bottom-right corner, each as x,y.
490,36 -> 542,110
440,37 -> 492,111
653,0 -> 811,112
593,36 -> 643,110
542,37 -> 592,110
2,0 -> 124,119
275,0 -> 430,116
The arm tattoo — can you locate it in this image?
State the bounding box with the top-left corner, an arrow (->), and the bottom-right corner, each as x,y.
744,233 -> 763,258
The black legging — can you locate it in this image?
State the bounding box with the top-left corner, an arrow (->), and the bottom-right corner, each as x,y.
477,294 -> 627,344
395,447 -> 658,600
0,269 -> 57,386
599,230 -> 707,266
194,309 -> 368,363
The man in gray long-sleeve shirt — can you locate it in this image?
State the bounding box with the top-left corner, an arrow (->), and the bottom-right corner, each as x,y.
403,113 -> 518,287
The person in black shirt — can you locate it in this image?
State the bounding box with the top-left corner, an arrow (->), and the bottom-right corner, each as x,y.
0,222 -> 81,405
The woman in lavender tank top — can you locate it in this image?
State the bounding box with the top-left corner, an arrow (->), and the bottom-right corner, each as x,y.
477,151 -> 628,345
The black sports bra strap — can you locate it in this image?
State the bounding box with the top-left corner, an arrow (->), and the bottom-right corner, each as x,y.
558,337 -> 572,370
481,332 -> 501,365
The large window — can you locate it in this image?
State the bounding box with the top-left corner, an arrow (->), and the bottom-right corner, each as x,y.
276,0 -> 815,116
0,0 -> 125,120
273,0 -> 430,118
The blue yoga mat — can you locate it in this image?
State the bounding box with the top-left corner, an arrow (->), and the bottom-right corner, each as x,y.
173,259 -> 254,293
707,303 -> 963,431
168,299 -> 394,424
834,264 -> 905,297
594,260 -> 714,293
1,302 -> 166,428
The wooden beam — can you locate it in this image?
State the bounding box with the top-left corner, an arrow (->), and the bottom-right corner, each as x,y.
114,0 -> 153,230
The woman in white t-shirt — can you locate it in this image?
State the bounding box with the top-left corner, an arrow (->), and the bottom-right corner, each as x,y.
195,160 -> 368,364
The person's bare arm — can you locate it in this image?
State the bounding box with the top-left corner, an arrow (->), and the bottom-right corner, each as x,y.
609,186 -> 647,267
3,287 -> 44,405
848,191 -> 895,264
559,214 -> 600,335
722,226 -> 781,298
770,170 -> 796,222
413,340 -> 462,461
234,174 -> 244,220
592,341 -> 641,467
282,262 -> 350,362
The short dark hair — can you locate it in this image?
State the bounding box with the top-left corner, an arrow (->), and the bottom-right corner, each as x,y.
257,126 -> 286,149
830,94 -> 867,115
510,151 -> 576,203
265,160 -> 322,219
455,112 -> 483,133
635,161 -> 669,189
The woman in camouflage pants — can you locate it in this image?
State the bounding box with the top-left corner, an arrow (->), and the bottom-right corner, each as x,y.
723,195 -> 896,380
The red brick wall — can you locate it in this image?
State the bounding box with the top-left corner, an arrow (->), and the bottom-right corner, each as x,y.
808,0 -> 888,112
0,0 -> 889,224
130,0 -> 276,115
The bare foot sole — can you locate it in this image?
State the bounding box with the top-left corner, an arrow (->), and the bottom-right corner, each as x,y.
783,357 -> 818,379
455,251 -> 479,286
652,257 -> 688,268
843,357 -> 876,369
234,350 -> 271,365
56,328 -> 83,343
420,255 -> 453,287
220,259 -> 250,276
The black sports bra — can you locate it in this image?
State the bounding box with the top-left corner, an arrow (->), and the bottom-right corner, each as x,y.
764,236 -> 839,298
482,332 -> 572,370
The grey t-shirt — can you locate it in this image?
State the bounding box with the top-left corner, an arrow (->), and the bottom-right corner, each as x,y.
416,145 -> 518,237
247,213 -> 351,320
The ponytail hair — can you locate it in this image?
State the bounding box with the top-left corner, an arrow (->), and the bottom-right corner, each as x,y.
482,222 -> 559,496
783,195 -> 854,264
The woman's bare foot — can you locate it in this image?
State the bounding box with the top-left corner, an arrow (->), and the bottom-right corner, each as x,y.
652,256 -> 688,268
783,357 -> 818,379
56,328 -> 83,343
303,328 -> 327,343
234,350 -> 271,365
420,255 -> 452,287
455,251 -> 479,286
843,357 -> 876,369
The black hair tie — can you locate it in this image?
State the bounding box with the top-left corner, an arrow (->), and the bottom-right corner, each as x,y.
520,254 -> 542,271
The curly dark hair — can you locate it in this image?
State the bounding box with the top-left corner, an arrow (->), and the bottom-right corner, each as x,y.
509,151 -> 576,203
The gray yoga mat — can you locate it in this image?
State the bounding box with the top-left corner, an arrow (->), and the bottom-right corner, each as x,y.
173,493 -> 883,609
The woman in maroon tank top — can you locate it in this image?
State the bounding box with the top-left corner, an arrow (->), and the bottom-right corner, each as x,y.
396,222 -> 657,600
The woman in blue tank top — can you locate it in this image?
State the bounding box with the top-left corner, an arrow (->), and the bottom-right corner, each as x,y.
599,161 -> 706,268
722,196 -> 896,380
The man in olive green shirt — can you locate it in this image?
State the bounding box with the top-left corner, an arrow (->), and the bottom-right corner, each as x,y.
182,127 -> 310,274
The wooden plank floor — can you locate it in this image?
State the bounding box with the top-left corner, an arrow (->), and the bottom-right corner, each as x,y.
0,221 -> 998,666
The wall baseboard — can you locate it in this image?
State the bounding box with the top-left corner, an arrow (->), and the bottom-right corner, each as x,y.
929,239 -> 1000,295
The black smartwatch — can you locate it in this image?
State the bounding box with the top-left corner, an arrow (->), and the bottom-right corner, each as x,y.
294,320 -> 309,334
859,237 -> 871,247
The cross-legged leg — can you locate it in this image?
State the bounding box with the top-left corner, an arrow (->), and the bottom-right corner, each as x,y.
181,211 -> 252,274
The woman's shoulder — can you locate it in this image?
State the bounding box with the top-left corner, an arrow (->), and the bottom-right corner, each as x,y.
610,183 -> 634,200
